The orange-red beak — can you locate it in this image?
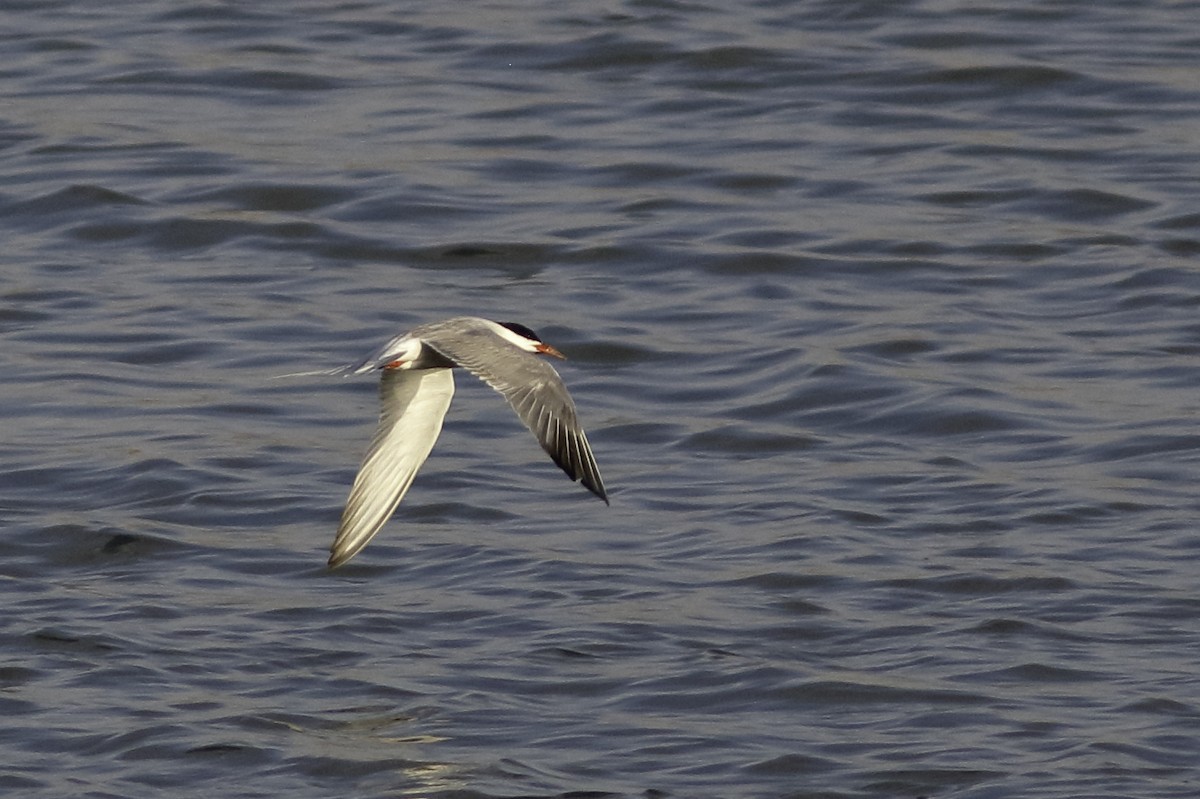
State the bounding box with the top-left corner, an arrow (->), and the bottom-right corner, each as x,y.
536,343 -> 566,360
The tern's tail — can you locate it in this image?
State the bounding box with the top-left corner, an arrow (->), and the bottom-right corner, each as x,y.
270,365 -> 359,379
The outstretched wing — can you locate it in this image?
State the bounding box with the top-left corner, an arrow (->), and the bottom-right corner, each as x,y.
417,319 -> 608,503
329,368 -> 455,567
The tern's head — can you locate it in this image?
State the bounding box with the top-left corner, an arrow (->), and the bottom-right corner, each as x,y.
498,321 -> 566,359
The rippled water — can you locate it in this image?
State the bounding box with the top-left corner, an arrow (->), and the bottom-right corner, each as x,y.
4,2 -> 1200,797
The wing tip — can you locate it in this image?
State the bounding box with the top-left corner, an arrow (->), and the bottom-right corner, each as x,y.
582,473 -> 609,505
327,531 -> 365,568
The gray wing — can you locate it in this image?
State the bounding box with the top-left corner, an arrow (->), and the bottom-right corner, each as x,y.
329,368 -> 455,568
418,320 -> 608,504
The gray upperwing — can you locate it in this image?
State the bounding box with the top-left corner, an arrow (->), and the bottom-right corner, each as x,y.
418,322 -> 609,503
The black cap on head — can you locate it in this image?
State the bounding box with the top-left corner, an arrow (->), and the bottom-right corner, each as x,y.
498,321 -> 543,343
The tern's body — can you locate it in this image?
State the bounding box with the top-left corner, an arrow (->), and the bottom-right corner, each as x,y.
328,317 -> 607,567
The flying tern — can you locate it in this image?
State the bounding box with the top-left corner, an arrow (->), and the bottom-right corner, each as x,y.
326,317 -> 608,568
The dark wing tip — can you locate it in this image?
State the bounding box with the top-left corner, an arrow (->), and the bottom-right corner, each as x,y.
547,427 -> 608,504
586,477 -> 609,505
556,457 -> 608,504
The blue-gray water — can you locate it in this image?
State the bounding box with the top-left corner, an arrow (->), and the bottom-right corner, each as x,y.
3,2 -> 1199,797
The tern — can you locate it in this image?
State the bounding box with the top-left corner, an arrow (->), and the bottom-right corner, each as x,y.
327,317 -> 608,568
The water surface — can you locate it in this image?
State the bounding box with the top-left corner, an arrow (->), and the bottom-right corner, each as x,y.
2,2 -> 1200,797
